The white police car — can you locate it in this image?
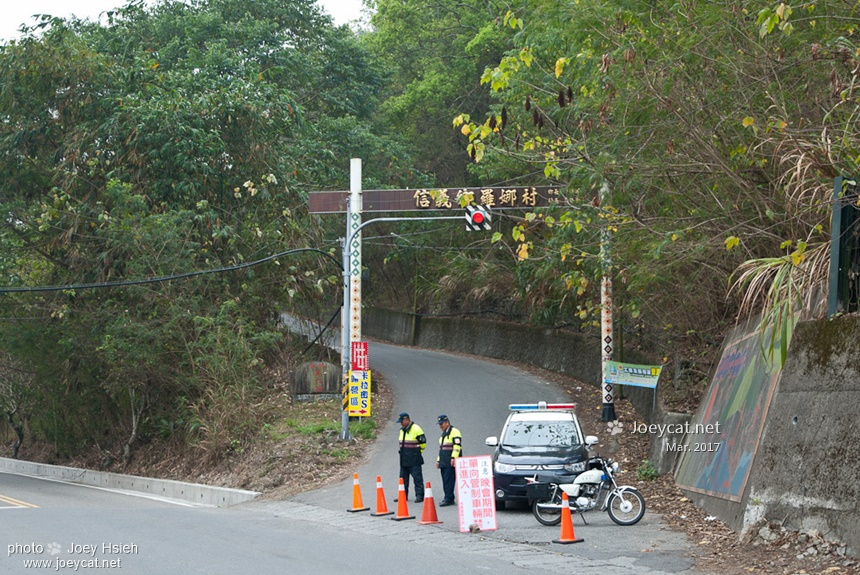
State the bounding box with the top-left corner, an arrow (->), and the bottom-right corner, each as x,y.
485,402 -> 590,509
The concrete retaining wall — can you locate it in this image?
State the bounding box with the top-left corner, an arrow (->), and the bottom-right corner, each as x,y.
0,457 -> 260,507
678,316 -> 860,555
363,307 -> 660,423
363,307 -> 416,346
744,316 -> 860,552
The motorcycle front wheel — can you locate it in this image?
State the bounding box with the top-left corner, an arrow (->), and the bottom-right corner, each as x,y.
606,489 -> 646,525
531,498 -> 562,526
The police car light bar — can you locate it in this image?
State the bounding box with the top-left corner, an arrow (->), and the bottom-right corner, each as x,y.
509,402 -> 576,411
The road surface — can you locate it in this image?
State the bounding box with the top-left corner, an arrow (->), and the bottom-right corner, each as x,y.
1,336 -> 707,574
2,470 -> 577,575
286,339 -> 700,574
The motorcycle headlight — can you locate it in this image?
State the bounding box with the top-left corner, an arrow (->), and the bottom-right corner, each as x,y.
494,462 -> 516,474
611,462 -> 619,472
563,462 -> 586,473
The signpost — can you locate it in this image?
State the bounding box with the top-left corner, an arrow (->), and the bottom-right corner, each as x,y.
604,360 -> 662,388
347,370 -> 371,416
351,341 -> 368,371
604,359 -> 662,416
348,341 -> 371,417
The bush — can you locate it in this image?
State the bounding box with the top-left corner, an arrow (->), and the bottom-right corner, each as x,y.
636,459 -> 659,481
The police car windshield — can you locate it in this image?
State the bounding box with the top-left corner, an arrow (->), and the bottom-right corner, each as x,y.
502,420 -> 580,447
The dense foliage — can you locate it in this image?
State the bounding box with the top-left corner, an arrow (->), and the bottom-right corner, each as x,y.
445,0 -> 859,379
3,0 -> 860,461
365,0 -> 510,185
0,0 -> 423,461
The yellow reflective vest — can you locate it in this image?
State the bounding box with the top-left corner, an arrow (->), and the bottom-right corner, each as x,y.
398,423 -> 426,467
437,426 -> 462,468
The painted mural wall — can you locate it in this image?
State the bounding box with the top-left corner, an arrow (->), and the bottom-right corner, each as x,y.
675,321 -> 786,501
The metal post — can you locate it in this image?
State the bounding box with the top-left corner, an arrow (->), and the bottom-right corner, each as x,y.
600,180 -> 617,422
349,158 -> 363,348
341,159 -> 363,441
828,176 -> 846,318
339,215 -> 466,440
340,234 -> 351,440
334,160 -> 478,439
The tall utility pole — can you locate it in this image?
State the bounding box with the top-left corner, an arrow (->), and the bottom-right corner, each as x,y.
339,229 -> 351,439
348,159 -> 363,350
600,180 -> 617,422
340,159 -> 363,440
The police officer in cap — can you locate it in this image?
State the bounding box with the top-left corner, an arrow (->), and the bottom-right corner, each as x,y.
396,412 -> 426,502
435,414 -> 462,506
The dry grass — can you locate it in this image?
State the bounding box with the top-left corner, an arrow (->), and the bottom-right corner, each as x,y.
12,373 -> 394,496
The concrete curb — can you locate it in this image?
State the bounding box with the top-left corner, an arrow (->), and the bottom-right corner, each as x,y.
0,457 -> 260,507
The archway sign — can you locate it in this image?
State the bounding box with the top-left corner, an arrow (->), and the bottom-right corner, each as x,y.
309,184 -> 561,213
308,159 -> 562,438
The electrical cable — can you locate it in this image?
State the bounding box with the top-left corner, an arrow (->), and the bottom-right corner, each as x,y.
0,247 -> 342,293
301,306 -> 342,354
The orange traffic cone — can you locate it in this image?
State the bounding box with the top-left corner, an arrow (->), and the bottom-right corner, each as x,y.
347,472 -> 370,513
552,492 -> 584,544
417,482 -> 442,525
371,476 -> 394,517
391,478 -> 415,521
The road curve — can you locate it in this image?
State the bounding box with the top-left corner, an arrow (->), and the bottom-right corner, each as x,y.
1,331 -> 707,575
283,339 -> 703,575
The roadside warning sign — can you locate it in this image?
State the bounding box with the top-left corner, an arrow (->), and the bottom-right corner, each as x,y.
456,455 -> 497,533
351,341 -> 368,371
347,370 -> 371,416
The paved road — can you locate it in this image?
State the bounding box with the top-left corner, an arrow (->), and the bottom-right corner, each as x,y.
1,333 -> 708,575
1,471 -> 571,575
284,339 -> 702,574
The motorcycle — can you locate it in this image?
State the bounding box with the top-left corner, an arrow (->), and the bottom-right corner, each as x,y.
526,441 -> 646,527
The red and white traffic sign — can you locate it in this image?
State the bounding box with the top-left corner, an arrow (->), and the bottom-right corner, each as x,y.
351,341 -> 368,371
456,455 -> 497,532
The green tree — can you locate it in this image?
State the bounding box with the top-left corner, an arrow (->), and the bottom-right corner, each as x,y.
453,0 -> 860,383
366,0 -> 509,185
0,0 -> 417,461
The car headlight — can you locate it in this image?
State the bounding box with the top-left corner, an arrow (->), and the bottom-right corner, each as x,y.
494,462 -> 516,474
564,462 -> 586,473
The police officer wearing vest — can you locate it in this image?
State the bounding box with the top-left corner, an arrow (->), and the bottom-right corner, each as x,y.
435,414 -> 462,507
396,412 -> 426,502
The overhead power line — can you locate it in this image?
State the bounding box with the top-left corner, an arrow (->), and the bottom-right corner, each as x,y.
0,247 -> 342,294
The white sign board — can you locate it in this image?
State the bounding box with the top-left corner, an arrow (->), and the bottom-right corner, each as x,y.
604,360 -> 662,389
456,455 -> 497,533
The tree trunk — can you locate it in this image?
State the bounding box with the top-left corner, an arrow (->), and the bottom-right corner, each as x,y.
6,407 -> 24,459
121,389 -> 146,468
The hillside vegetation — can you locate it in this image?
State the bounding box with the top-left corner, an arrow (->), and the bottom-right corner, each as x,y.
2,0 -> 857,464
